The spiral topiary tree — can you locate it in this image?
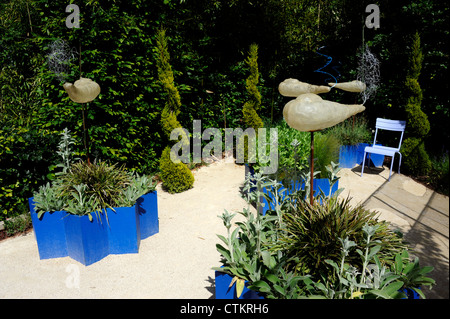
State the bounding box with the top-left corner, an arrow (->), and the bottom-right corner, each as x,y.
243,43 -> 264,131
242,43 -> 264,163
155,28 -> 194,193
401,32 -> 431,176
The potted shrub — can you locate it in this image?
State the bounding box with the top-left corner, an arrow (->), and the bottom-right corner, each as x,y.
327,117 -> 384,168
28,130 -> 158,265
29,161 -> 158,266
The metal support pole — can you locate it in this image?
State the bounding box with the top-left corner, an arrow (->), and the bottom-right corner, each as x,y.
82,103 -> 91,164
310,131 -> 314,205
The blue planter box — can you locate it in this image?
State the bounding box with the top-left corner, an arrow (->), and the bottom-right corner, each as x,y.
339,143 -> 385,168
28,191 -> 159,266
259,178 -> 339,215
401,288 -> 421,299
64,213 -> 110,266
215,271 -> 264,299
106,205 -> 140,255
136,191 -> 159,240
29,198 -> 68,260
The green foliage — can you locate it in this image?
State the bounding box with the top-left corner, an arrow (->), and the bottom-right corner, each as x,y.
215,173 -> 428,299
242,44 -> 263,131
0,126 -> 59,221
33,160 -> 156,220
272,196 -> 408,280
154,28 -> 194,193
325,117 -> 372,146
57,160 -> 131,213
401,32 -> 432,176
159,147 -> 194,194
313,133 -> 340,179
3,214 -> 32,237
33,182 -> 65,218
428,152 -> 449,195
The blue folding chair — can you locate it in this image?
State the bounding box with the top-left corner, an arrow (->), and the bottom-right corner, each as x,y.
361,118 -> 406,181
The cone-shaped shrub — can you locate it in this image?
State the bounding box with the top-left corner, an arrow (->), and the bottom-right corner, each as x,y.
401,32 -> 431,175
155,28 -> 194,192
159,147 -> 194,194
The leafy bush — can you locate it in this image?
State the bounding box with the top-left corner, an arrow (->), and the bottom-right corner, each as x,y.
159,147 -> 194,194
428,152 -> 449,195
0,126 -> 59,222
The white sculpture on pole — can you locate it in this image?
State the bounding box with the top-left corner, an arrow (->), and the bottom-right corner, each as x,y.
283,93 -> 365,132
279,78 -> 331,97
63,78 -> 101,103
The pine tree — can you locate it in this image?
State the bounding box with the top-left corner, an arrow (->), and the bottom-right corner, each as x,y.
155,28 -> 194,192
401,32 -> 431,176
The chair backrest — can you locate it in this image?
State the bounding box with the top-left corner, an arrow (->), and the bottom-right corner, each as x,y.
373,118 -> 406,151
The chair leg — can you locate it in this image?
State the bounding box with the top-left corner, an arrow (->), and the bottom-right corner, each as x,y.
389,154 -> 394,181
398,152 -> 402,174
361,152 -> 367,177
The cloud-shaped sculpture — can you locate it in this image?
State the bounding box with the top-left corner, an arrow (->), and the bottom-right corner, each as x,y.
283,93 -> 365,132
63,78 -> 101,103
279,78 -> 331,97
329,80 -> 366,93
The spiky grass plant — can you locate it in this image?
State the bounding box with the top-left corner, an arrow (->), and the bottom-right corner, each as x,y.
273,195 -> 408,279
57,160 -> 131,214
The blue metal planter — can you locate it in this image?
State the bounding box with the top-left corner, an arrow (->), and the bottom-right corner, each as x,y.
260,178 -> 339,215
339,145 -> 360,168
64,213 -> 109,266
28,192 -> 159,266
136,191 -> 159,240
28,198 -> 68,260
339,143 -> 385,168
106,205 -> 140,254
214,271 -> 264,299
358,143 -> 385,167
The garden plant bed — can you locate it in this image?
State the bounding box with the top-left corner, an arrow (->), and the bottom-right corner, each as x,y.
0,160 -> 447,298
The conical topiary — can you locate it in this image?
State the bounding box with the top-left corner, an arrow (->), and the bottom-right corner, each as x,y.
401,32 -> 431,176
155,28 -> 194,192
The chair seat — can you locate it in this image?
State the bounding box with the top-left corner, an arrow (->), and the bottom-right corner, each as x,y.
364,145 -> 399,157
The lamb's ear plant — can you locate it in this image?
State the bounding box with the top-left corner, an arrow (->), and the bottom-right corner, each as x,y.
33,182 -> 65,218
63,184 -> 100,222
115,173 -> 156,207
55,128 -> 79,176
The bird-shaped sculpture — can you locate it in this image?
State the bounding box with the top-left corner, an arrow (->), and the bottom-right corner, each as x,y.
63,77 -> 101,103
329,80 -> 366,92
283,92 -> 365,132
279,78 -> 331,97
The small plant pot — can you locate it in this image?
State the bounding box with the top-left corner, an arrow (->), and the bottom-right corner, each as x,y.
214,270 -> 264,299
